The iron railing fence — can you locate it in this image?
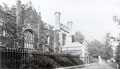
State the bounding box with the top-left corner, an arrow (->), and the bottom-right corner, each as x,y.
0,46 -> 31,69
0,46 -> 84,69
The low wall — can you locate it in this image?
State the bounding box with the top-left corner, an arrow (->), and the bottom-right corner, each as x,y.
0,46 -> 84,69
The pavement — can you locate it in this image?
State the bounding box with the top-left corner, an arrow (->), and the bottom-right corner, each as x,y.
75,62 -> 117,69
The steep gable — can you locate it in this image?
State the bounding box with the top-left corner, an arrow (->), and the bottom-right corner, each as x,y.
24,2 -> 40,24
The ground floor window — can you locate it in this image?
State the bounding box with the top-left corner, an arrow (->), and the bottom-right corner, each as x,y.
24,30 -> 34,49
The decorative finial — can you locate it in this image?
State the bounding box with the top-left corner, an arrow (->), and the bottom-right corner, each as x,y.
16,0 -> 21,3
38,5 -> 41,17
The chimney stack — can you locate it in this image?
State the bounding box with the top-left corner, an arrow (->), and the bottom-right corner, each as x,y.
55,12 -> 61,30
67,21 -> 73,36
66,21 -> 73,44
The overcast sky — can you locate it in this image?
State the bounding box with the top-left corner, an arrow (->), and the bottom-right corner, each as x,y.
1,0 -> 120,41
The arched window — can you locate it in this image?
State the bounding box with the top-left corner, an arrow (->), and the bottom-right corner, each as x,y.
24,29 -> 34,49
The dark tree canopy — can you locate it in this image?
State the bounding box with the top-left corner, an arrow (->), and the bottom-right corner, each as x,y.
0,5 -> 24,48
0,18 -> 24,48
87,40 -> 103,57
102,33 -> 113,59
88,38 -> 113,60
72,31 -> 85,44
116,43 -> 120,64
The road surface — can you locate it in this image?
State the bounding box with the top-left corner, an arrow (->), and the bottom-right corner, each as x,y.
75,63 -> 116,69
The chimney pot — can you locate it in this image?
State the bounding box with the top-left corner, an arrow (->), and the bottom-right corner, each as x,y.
55,12 -> 61,30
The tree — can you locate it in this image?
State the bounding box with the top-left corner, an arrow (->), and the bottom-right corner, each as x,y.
113,15 -> 120,69
116,43 -> 120,69
0,8 -> 24,48
102,33 -> 113,59
0,19 -> 24,48
39,23 -> 54,52
101,45 -> 113,60
87,38 -> 113,60
87,40 -> 103,58
72,31 -> 85,43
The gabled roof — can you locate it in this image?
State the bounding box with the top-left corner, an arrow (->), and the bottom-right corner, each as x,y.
24,1 -> 40,17
24,1 -> 35,11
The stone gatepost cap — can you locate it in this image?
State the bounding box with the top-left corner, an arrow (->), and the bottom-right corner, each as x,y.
17,0 -> 21,3
55,12 -> 61,15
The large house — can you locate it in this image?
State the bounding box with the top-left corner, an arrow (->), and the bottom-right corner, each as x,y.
0,0 -> 88,58
0,0 -> 54,51
0,0 -> 71,53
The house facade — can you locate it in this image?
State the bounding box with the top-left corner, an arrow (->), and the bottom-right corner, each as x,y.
0,0 -> 54,52
0,0 -> 88,56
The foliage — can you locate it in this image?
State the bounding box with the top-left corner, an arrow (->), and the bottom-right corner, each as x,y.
102,33 -> 113,59
39,23 -> 54,52
87,38 -> 113,60
54,30 -> 60,52
48,34 -> 54,52
116,44 -> 120,69
72,31 -> 85,43
115,43 -> 120,64
87,40 -> 103,57
23,54 -> 83,68
100,45 -> 113,59
0,9 -> 24,48
88,33 -> 113,60
0,21 -> 24,48
46,26 -> 54,52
